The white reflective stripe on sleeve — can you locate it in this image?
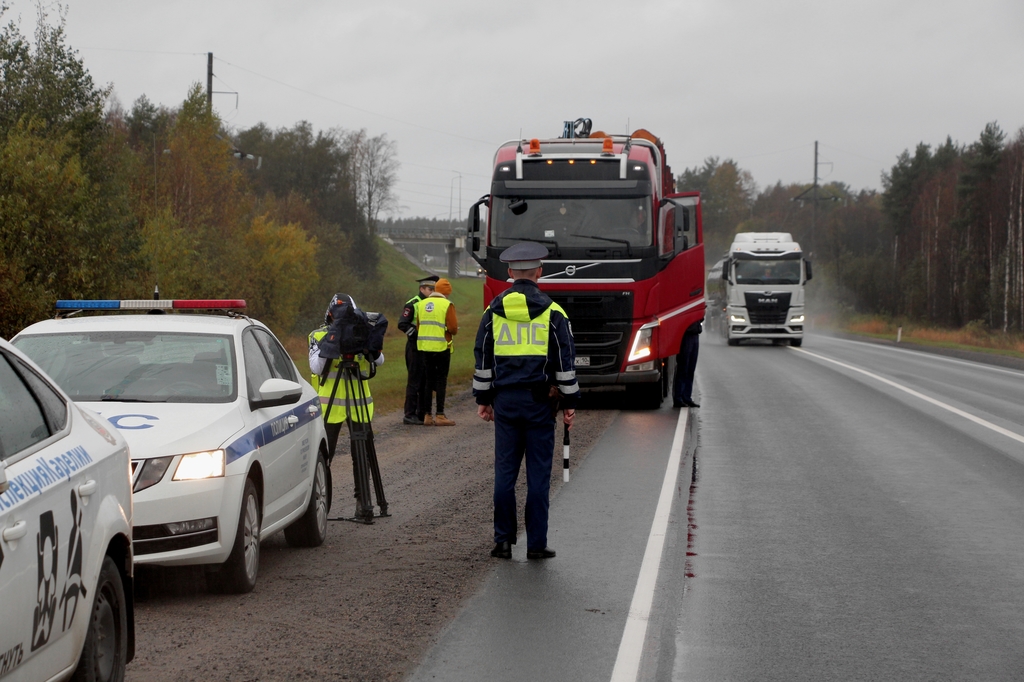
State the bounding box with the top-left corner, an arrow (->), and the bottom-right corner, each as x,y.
473,380 -> 492,391
475,368 -> 493,378
555,370 -> 576,381
559,383 -> 580,395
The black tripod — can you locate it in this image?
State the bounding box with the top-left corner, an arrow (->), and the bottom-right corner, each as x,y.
323,355 -> 389,524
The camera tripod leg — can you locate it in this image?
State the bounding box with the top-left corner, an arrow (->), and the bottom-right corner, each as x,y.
365,424 -> 389,517
349,427 -> 375,524
342,366 -> 377,523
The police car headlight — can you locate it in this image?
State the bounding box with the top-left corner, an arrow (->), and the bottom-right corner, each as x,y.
628,325 -> 655,362
134,456 -> 174,493
789,314 -> 805,323
173,450 -> 225,481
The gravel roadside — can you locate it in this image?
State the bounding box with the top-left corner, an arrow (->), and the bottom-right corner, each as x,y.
127,390 -> 619,681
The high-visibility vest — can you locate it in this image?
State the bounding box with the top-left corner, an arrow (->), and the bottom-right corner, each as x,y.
414,297 -> 452,352
309,328 -> 373,423
492,292 -> 566,358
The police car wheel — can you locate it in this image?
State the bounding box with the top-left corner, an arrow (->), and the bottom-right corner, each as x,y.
72,556 -> 128,682
284,452 -> 330,548
790,338 -> 803,347
210,478 -> 261,594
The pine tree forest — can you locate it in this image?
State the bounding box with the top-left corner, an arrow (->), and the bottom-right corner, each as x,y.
0,9 -> 398,339
678,124 -> 1024,333
2,9 -> 1022,339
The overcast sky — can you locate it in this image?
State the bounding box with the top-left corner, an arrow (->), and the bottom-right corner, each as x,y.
4,0 -> 1023,219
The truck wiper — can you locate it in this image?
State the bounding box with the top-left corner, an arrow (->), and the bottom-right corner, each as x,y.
571,233 -> 633,257
499,237 -> 561,257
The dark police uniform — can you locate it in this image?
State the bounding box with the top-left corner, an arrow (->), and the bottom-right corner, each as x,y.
397,275 -> 439,424
473,242 -> 578,559
673,319 -> 702,408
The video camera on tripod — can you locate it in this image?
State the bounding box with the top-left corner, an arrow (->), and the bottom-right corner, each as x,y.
317,294 -> 390,523
319,296 -> 388,373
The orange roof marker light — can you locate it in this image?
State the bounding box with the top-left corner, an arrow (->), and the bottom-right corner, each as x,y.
602,137 -> 615,154
528,138 -> 542,155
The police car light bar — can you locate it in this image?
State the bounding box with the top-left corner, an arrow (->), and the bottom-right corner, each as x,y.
56,299 -> 246,311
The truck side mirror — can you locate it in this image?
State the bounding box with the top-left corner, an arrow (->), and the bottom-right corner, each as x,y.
465,195 -> 489,266
804,259 -> 813,282
676,208 -> 690,232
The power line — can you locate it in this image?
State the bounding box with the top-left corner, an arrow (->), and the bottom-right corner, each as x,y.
818,142 -> 886,165
77,47 -> 206,56
735,142 -> 813,161
398,197 -> 458,210
213,57 -> 496,147
401,160 -> 491,179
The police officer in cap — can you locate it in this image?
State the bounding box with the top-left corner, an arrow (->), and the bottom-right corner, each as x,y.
473,241 -> 578,560
398,275 -> 439,425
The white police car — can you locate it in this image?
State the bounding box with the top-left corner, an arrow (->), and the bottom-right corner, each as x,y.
0,337 -> 134,682
14,299 -> 331,594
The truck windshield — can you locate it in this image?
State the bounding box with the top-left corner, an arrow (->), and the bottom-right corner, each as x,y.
14,332 -> 237,403
492,197 -> 652,248
734,259 -> 802,285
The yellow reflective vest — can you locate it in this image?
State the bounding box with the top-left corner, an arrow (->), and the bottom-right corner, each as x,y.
492,292 -> 566,358
414,297 -> 452,352
309,327 -> 373,423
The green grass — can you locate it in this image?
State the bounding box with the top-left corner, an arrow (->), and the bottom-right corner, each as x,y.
842,316 -> 1024,360
283,240 -> 484,416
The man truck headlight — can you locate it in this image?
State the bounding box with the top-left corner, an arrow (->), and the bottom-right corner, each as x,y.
628,324 -> 656,362
789,314 -> 805,323
173,449 -> 226,481
729,314 -> 747,324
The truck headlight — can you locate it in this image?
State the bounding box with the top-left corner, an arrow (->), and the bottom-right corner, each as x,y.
789,314 -> 805,323
628,325 -> 655,362
729,314 -> 747,324
173,450 -> 225,481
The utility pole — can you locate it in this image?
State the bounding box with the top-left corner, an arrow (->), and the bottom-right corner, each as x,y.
812,140 -> 819,256
791,140 -> 835,258
207,52 -> 213,113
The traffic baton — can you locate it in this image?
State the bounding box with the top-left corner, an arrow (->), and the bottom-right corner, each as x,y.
563,422 -> 570,482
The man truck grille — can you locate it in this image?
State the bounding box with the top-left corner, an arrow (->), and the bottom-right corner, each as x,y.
744,292 -> 792,325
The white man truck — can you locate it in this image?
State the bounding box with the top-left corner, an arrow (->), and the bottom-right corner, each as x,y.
721,232 -> 812,346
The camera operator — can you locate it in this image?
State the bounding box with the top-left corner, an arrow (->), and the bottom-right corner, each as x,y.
308,293 -> 385,461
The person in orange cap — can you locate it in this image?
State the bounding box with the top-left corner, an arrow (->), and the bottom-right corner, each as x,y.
414,278 -> 458,425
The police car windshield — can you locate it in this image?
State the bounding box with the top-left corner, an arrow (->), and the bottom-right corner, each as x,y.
492,197 -> 652,248
734,259 -> 801,285
14,332 -> 237,403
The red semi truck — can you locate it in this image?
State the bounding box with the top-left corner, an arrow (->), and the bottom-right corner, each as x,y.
465,120 -> 706,407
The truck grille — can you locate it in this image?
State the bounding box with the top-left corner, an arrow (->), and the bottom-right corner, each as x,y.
744,292 -> 792,325
549,292 -> 633,375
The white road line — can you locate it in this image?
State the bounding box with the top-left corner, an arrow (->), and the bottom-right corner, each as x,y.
828,336 -> 1024,378
609,408 -> 690,682
791,347 -> 1024,446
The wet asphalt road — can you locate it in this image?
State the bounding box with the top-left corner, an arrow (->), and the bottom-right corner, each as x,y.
410,333 -> 1024,681
677,333 -> 1024,680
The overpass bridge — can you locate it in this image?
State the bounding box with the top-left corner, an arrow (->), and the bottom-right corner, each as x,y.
378,226 -> 467,278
